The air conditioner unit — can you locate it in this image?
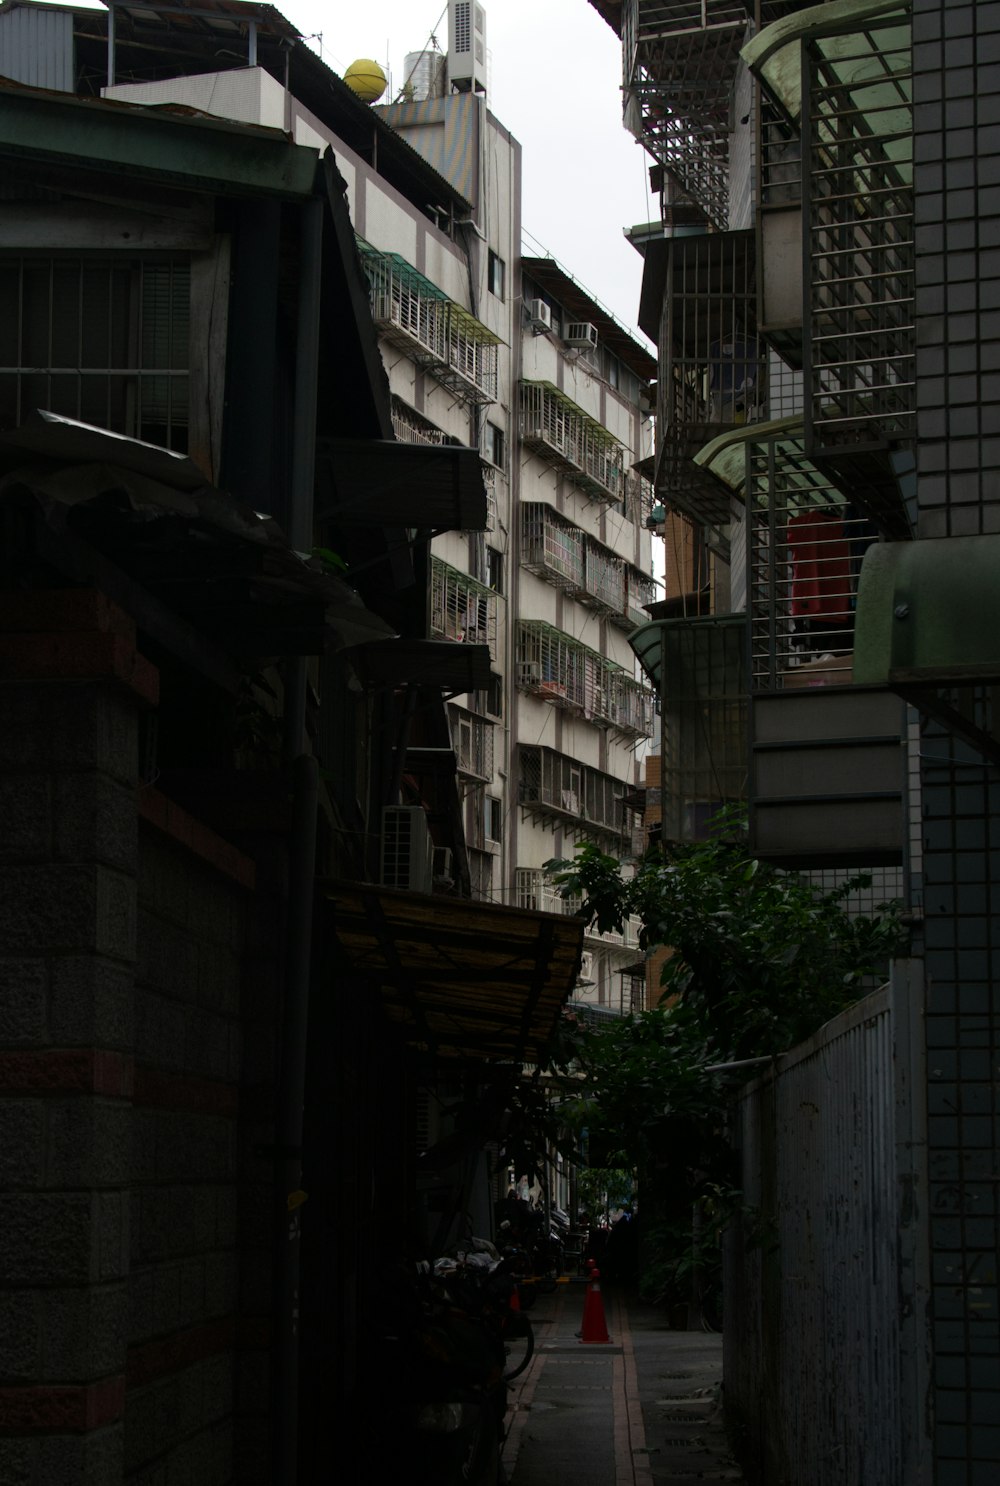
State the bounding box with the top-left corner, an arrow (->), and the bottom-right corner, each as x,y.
578,951 -> 595,984
381,805 -> 433,894
432,846 -> 455,886
448,0 -> 487,94
528,299 -> 552,333
565,321 -> 599,350
518,661 -> 542,688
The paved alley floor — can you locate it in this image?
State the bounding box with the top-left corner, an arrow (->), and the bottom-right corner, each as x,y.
503,1284 -> 745,1486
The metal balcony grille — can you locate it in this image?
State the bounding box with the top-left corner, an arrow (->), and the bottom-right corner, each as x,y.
431,557 -> 499,660
520,381 -> 628,504
390,395 -> 447,446
621,0 -> 750,227
359,241 -> 501,406
520,502 -> 585,589
450,706 -> 495,781
747,432 -> 878,692
804,16 -> 913,446
516,620 -> 655,737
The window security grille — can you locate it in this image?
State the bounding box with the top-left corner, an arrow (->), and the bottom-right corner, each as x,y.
431,557 -> 499,659
660,616 -> 747,844
582,541 -> 625,614
805,21 -> 914,444
359,241 -> 500,406
520,502 -> 585,589
519,744 -> 627,840
519,381 -> 627,504
747,433 -> 879,691
515,620 -> 654,737
621,566 -> 656,631
450,707 -> 495,781
514,867 -> 579,917
0,256 -> 190,449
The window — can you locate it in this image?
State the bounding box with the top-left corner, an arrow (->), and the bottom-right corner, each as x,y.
482,673 -> 503,718
487,250 -> 506,302
484,420 -> 506,469
487,547 -> 504,596
0,255 -> 190,450
485,796 -> 502,844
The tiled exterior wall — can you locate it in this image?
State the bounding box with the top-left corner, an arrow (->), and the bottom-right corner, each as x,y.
912,3 -> 1000,1479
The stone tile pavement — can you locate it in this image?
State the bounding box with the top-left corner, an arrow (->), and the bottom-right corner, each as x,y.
504,1282 -> 745,1485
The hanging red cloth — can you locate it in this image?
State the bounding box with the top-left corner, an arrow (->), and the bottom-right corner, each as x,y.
785,508 -> 852,621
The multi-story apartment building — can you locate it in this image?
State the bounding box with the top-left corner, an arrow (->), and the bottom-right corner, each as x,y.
592,0 -> 1000,1481
70,0 -> 657,1014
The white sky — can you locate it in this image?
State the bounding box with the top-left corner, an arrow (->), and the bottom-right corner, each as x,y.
283,0 -> 656,345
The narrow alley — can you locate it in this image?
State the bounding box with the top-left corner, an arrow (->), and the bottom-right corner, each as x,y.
504,1284 -> 745,1486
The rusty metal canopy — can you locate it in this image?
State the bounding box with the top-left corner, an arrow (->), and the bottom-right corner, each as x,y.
321,881 -> 585,1065
353,638 -> 493,694
315,438 -> 488,533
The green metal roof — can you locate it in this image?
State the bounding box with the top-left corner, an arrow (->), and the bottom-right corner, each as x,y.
629,612 -> 747,692
693,415 -> 805,496
854,536 -> 1000,687
742,0 -> 911,181
0,78 -> 319,198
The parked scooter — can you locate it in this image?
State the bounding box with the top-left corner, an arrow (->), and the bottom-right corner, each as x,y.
377,1249 -> 531,1486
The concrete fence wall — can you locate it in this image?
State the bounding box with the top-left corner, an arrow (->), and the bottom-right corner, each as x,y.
723,977 -> 926,1485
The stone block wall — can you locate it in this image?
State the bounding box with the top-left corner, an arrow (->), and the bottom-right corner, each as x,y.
0,590 -> 266,1485
125,806 -> 253,1485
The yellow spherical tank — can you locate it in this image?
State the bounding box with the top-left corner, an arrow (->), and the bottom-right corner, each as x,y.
343,58 -> 387,103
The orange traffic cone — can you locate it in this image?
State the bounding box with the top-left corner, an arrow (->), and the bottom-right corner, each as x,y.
579,1264 -> 610,1344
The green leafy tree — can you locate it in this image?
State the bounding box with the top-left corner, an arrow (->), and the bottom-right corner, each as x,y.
546,825 -> 906,1311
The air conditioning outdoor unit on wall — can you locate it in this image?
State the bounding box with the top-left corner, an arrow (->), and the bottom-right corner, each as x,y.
381,805 -> 433,894
565,321 -> 598,349
529,299 -> 552,333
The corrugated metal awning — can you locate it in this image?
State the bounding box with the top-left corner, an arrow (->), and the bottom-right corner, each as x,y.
322,881 -> 585,1065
